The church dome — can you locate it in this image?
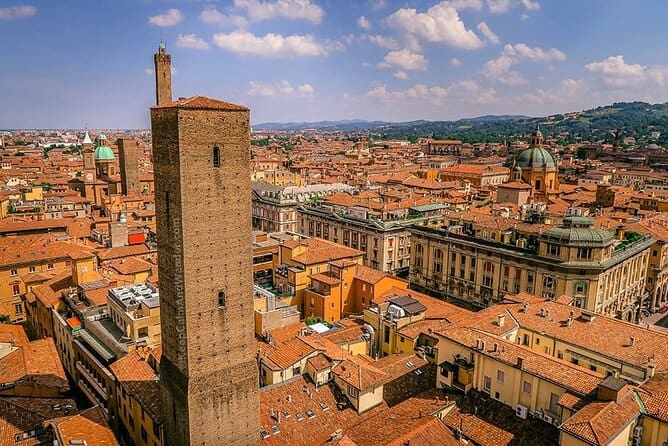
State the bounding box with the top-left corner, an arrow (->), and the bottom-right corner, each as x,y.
515,147 -> 556,169
94,145 -> 115,161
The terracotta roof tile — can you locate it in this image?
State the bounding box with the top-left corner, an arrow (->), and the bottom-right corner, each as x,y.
559,391 -> 640,445
152,95 -> 248,111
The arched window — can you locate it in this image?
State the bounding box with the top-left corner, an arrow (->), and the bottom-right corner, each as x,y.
213,146 -> 221,168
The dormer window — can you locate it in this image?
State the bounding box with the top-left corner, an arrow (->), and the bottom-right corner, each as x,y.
213,146 -> 221,168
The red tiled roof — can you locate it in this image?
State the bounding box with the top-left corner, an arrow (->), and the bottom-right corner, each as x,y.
152,95 -> 248,111
559,391 -> 640,445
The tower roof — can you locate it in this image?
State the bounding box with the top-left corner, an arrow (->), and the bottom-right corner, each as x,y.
152,95 -> 249,111
82,132 -> 92,145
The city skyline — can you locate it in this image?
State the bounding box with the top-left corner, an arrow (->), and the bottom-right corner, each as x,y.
2,0 -> 668,128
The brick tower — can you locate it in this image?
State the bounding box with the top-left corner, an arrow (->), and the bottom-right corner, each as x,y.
154,42 -> 172,106
117,138 -> 139,195
151,61 -> 259,444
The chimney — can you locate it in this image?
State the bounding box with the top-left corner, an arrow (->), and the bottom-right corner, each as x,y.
540,308 -> 546,317
517,356 -> 524,369
629,336 -> 636,347
277,411 -> 282,424
492,342 -> 499,352
480,340 -> 487,352
498,314 -> 506,328
523,301 -> 529,312
647,357 -> 657,378
475,338 -> 482,350
566,317 -> 573,327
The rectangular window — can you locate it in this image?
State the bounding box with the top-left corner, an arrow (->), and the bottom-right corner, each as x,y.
496,370 -> 505,383
138,327 -> 149,338
347,385 -> 358,398
29,266 -> 36,273
523,381 -> 532,394
47,263 -> 54,270
10,269 -> 18,276
12,283 -> 20,296
483,376 -> 491,392
384,327 -> 390,344
14,303 -> 23,314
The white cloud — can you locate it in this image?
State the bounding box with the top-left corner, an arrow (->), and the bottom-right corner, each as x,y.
357,16 -> 371,30
213,31 -> 340,57
450,57 -> 462,67
481,54 -> 514,79
200,7 -> 248,28
234,0 -> 324,24
448,0 -> 484,10
477,22 -> 499,44
0,5 -> 36,20
298,84 -> 315,95
394,71 -> 408,80
486,0 -> 539,13
177,34 -> 210,50
521,12 -> 529,20
370,0 -> 388,11
505,43 -> 565,61
148,9 -> 182,27
524,79 -> 583,104
585,55 -> 650,87
366,79 -> 482,102
248,80 -> 315,96
386,2 -> 484,50
521,0 -> 540,11
485,0 -> 511,13
498,71 -> 527,86
378,49 -> 429,71
482,43 -> 566,81
364,35 -> 400,50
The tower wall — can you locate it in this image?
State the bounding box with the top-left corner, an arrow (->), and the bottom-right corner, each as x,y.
152,104 -> 259,446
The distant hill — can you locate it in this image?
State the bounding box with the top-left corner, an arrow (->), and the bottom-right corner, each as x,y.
254,102 -> 668,145
253,120 -> 389,131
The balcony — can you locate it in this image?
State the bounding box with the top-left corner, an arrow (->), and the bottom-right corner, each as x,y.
76,361 -> 108,401
453,355 -> 474,371
306,287 -> 330,298
452,380 -> 473,393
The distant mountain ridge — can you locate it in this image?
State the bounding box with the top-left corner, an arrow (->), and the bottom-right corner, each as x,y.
253,102 -> 668,145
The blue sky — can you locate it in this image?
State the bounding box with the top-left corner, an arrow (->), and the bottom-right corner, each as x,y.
2,0 -> 668,128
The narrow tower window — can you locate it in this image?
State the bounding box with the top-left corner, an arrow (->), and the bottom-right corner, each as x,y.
218,291 -> 226,307
213,146 -> 221,168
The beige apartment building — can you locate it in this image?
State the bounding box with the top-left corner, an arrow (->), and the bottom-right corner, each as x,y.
410,215 -> 653,322
252,182 -> 353,233
298,203 -> 445,275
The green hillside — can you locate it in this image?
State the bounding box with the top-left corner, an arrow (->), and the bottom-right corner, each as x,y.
373,102 -> 668,145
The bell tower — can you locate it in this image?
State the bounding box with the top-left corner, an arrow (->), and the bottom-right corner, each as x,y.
154,42 -> 172,106
82,131 -> 96,198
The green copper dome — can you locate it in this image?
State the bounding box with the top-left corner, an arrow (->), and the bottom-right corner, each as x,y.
94,145 -> 115,160
542,216 -> 614,246
515,147 -> 556,169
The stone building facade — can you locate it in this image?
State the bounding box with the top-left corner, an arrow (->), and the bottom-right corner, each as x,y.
410,215 -> 652,322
